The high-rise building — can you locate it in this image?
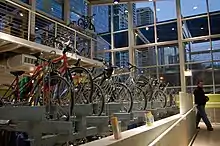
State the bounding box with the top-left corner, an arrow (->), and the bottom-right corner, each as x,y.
136,7 -> 154,26
112,3 -> 136,67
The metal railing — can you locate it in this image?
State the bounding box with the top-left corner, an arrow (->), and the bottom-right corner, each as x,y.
0,0 -> 104,59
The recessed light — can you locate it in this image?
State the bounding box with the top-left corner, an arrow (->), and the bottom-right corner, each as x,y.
149,0 -> 153,1
19,12 -> 23,17
157,8 -> 160,11
114,0 -> 119,4
172,28 -> 175,31
146,27 -> 149,30
35,27 -> 38,30
193,6 -> 198,10
125,10 -> 128,13
201,27 -> 204,30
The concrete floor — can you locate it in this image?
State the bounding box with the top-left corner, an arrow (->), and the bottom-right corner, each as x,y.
192,123 -> 220,146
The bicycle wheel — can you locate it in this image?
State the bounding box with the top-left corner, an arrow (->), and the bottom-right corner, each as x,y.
112,82 -> 133,113
69,67 -> 93,105
89,23 -> 95,32
90,83 -> 104,116
78,18 -> 87,29
131,85 -> 147,110
44,75 -> 74,121
151,90 -> 167,108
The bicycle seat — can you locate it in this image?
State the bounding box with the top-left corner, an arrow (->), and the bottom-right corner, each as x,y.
10,71 -> 25,76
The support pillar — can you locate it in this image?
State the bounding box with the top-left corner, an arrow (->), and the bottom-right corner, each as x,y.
128,2 -> 135,66
176,0 -> 186,92
29,0 -> 36,40
64,0 -> 70,25
110,5 -> 115,65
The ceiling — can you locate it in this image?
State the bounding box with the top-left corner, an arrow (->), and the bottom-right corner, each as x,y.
88,0 -> 152,5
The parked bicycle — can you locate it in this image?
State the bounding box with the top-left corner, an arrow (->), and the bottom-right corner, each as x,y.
69,14 -> 96,32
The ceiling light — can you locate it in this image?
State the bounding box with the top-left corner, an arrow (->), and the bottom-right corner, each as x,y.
51,7 -> 54,11
201,27 -> 204,30
19,12 -> 23,17
146,27 -> 149,30
135,33 -> 138,36
114,0 -> 119,4
193,6 -> 198,10
35,27 -> 38,30
172,28 -> 175,31
157,8 -> 160,11
149,0 -> 153,1
125,10 -> 128,13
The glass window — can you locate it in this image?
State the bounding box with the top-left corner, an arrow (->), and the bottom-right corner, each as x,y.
158,65 -> 180,86
157,45 -> 179,65
70,0 -> 87,15
181,0 -> 207,17
135,47 -> 157,67
212,39 -> 220,61
134,25 -> 155,45
93,5 -> 110,33
156,22 -> 178,42
208,0 -> 220,12
185,40 -> 211,62
113,31 -> 128,48
135,2 -> 154,27
210,14 -> 220,35
182,16 -> 209,38
20,0 -> 29,4
115,51 -> 129,68
113,4 -> 128,31
215,85 -> 220,94
95,52 -> 112,63
156,0 -> 176,22
36,0 -> 64,19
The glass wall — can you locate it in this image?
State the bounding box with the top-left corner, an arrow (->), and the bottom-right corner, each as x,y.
13,0 -> 220,92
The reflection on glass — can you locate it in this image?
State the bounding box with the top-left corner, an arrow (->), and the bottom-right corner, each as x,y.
185,40 -> 211,62
93,5 -> 110,33
135,47 -> 157,67
113,31 -> 128,48
158,66 -> 180,86
115,51 -> 129,68
156,0 -> 176,22
158,45 -> 179,65
134,26 -> 155,45
181,0 -> 207,17
208,0 -> 220,13
182,16 -> 209,38
36,0 -> 64,19
156,22 -> 177,42
210,14 -> 220,35
212,39 -> 220,61
113,4 -> 129,31
95,52 -> 112,62
136,2 -> 154,27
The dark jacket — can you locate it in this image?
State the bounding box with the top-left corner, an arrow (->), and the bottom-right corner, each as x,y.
193,87 -> 207,105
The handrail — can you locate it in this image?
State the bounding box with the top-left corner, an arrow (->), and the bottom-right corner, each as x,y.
5,0 -> 97,41
148,105 -> 196,146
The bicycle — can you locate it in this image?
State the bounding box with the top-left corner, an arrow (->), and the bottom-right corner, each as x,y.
92,58 -> 133,113
69,14 -> 96,32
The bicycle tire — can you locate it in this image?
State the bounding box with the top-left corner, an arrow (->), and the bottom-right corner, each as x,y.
151,90 -> 167,108
69,67 -> 94,105
78,18 -> 87,29
44,75 -> 74,121
90,83 -> 104,116
131,85 -> 147,110
112,82 -> 133,113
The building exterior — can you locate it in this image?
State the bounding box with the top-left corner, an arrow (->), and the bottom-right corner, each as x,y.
136,7 -> 154,26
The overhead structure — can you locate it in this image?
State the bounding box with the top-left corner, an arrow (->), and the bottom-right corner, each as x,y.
88,0 -> 151,5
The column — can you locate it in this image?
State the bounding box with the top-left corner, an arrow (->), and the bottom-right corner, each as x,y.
110,5 -> 115,65
127,2 -> 135,65
29,0 -> 36,40
176,0 -> 186,92
64,0 -> 70,24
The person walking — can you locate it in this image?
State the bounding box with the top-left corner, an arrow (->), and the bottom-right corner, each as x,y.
194,81 -> 213,131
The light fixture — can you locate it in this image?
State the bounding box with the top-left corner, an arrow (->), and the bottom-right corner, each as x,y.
201,27 -> 204,30
135,33 -> 138,36
35,27 -> 38,30
125,10 -> 128,13
172,28 -> 175,31
146,27 -> 149,30
193,6 -> 198,10
149,0 -> 153,1
160,76 -> 164,80
114,0 -> 119,4
156,8 -> 160,11
51,7 -> 54,11
184,70 -> 192,76
19,12 -> 23,17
